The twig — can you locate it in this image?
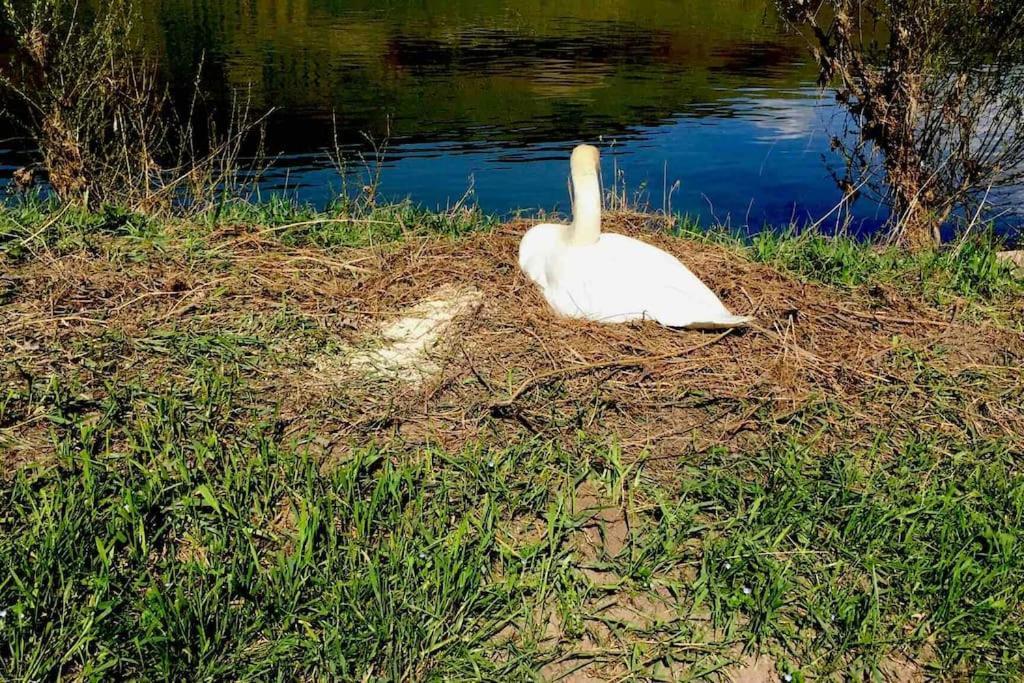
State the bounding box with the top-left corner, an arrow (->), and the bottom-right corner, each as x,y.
460,346 -> 495,394
16,203 -> 72,257
255,217 -> 400,235
274,253 -> 374,274
109,290 -> 181,314
829,305 -> 954,328
5,314 -> 106,333
491,331 -> 734,409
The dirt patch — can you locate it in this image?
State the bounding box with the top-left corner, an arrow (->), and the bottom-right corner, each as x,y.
539,658 -> 623,683
572,480 -> 630,561
175,532 -> 210,567
726,655 -> 779,683
998,250 -> 1024,274
878,642 -> 938,683
590,591 -> 680,632
879,654 -> 927,683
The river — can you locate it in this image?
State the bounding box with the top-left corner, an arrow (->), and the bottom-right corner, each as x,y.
1,0 -> 977,234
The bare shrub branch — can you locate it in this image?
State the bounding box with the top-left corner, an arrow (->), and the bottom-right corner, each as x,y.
777,0 -> 1024,249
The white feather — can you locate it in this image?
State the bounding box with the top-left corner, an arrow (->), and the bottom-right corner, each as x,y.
519,146 -> 753,330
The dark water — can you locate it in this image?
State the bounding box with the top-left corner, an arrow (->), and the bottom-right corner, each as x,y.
4,0 -> 998,234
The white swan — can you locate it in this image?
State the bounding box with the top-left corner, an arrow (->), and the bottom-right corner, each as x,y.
519,145 -> 753,329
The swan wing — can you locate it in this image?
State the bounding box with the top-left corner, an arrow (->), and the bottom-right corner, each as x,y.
518,223 -> 563,289
548,234 -> 751,328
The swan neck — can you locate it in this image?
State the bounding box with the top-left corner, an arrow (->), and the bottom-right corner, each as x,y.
569,171 -> 601,246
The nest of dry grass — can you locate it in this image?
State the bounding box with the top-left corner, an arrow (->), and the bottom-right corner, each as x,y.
2,213 -> 1022,478
291,215 -> 1022,466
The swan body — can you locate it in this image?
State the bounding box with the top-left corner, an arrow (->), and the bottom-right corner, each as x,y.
519,145 -> 752,329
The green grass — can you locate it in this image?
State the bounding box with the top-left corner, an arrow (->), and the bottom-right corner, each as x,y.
747,228 -> 1022,301
2,198 -> 1023,679
4,369 -> 1023,679
671,219 -> 1024,306
0,193 -> 498,262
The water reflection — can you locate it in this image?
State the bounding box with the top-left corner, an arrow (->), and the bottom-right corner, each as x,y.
1,0 -> 907,231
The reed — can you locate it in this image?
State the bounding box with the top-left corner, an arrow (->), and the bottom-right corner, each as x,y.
0,0 -> 267,216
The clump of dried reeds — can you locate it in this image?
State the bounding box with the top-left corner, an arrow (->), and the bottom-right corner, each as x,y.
0,0 -> 266,215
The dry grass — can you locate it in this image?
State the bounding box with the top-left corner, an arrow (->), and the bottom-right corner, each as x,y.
3,209 -> 1024,679
4,212 -> 1022,480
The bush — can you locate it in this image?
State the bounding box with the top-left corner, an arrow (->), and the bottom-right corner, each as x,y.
0,0 -> 169,208
777,0 -> 1024,250
0,0 -> 266,215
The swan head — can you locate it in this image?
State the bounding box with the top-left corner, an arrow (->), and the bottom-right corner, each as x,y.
570,144 -> 600,178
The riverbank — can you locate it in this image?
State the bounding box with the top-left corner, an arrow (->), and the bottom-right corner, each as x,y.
2,199 -> 1023,680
